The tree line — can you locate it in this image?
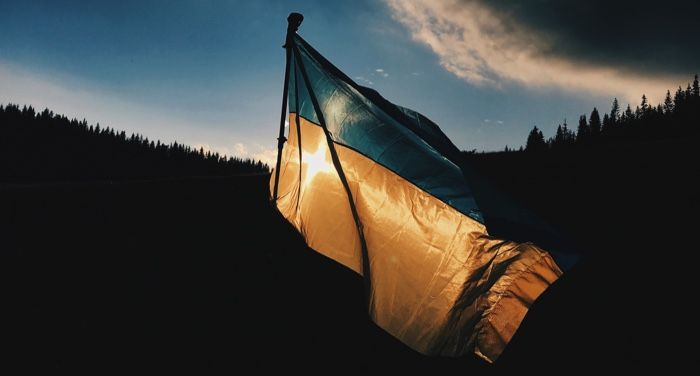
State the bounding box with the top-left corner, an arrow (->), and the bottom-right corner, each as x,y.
522,74 -> 700,153
0,103 -> 269,182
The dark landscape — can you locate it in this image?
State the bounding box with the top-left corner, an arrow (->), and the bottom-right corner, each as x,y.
2,77 -> 698,371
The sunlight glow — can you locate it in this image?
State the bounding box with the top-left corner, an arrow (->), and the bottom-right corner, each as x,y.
302,137 -> 334,188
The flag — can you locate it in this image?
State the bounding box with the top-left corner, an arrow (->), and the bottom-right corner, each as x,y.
271,30 -> 562,363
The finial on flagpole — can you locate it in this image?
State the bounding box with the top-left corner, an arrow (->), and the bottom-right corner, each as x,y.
283,13 -> 303,48
287,12 -> 304,33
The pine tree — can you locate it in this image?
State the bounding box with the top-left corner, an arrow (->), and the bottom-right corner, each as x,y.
602,113 -> 611,134
663,90 -> 674,114
624,104 -> 634,123
640,95 -> 649,117
589,107 -> 601,138
562,119 -> 574,145
576,115 -> 590,143
525,126 -> 547,152
553,124 -> 564,148
610,98 -> 620,125
674,86 -> 685,109
693,74 -> 699,97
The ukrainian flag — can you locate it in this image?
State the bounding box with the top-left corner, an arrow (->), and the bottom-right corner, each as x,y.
271,29 -> 562,362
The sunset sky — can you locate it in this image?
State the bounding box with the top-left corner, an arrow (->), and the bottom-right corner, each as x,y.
1,0 -> 697,163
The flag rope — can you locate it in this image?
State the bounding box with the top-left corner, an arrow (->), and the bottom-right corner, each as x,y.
293,61 -> 303,210
292,43 -> 373,298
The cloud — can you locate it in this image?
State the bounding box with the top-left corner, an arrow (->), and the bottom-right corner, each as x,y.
232,141 -> 278,168
385,0 -> 695,103
482,119 -> 503,126
0,60 -> 228,150
250,144 -> 277,167
356,69 -> 389,86
233,142 -> 248,156
479,0 -> 700,76
354,76 -> 374,86
0,61 -> 274,165
193,141 -> 276,167
0,61 -> 188,138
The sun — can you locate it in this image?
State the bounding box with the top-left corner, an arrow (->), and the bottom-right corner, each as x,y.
302,137 -> 334,187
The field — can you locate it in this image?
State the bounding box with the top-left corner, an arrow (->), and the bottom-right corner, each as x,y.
3,137 -> 694,371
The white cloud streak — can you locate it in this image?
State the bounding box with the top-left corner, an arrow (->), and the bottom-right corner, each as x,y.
354,76 -> 374,85
0,61 -> 274,165
194,142 -> 276,166
385,0 -> 686,103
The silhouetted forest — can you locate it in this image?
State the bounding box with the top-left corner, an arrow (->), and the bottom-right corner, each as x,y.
501,74 -> 700,153
0,103 -> 268,182
455,76 -> 696,371
3,80 -> 696,371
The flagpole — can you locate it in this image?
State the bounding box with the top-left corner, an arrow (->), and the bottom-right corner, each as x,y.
272,13 -> 304,202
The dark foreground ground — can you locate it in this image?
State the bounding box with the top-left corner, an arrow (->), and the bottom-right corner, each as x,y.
2,139 -> 695,372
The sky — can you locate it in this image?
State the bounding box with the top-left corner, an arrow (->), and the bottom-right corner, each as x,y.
1,0 -> 698,163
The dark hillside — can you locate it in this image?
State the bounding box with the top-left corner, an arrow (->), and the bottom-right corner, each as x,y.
0,104 -> 267,182
2,98 -> 695,371
463,137 -> 696,368
1,174 -> 612,372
